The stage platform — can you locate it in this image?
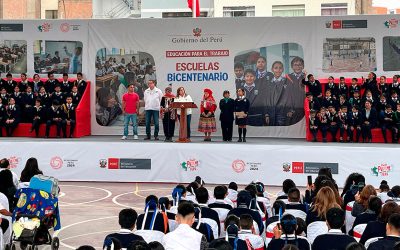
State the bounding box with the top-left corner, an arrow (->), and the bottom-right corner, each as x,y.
1,136 -> 399,187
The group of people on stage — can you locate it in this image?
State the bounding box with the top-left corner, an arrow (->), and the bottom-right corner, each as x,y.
121,80 -> 251,142
306,72 -> 400,143
0,72 -> 87,138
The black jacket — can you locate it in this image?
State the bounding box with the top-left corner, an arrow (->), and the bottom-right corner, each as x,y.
219,98 -> 235,122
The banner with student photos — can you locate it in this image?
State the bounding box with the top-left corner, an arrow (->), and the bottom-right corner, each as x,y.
1,15 -> 400,137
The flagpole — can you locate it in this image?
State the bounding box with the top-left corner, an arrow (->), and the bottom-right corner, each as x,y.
192,0 -> 196,18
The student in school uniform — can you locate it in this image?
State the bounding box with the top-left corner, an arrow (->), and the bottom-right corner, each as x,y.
367,214 -> 400,250
219,90 -> 235,142
380,104 -> 394,143
61,73 -> 72,93
4,97 -> 20,137
312,208 -> 356,250
317,107 -> 329,143
103,208 -> 144,249
194,187 -> 221,237
45,72 -> 60,94
30,99 -> 45,137
392,103 -> 400,143
32,74 -> 44,93
19,73 -> 33,93
11,85 -> 23,108
361,72 -> 379,99
360,100 -> 378,143
37,86 -> 50,108
287,57 -> 306,125
163,202 -> 208,250
362,90 -> 376,109
234,63 -> 245,90
74,72 -> 87,96
338,94 -> 351,111
378,76 -> 390,97
136,195 -> 170,234
45,100 -> 64,138
3,73 -> 17,94
321,89 -> 338,110
242,69 -> 267,127
389,74 -> 400,96
22,86 -> 36,122
338,105 -> 351,143
238,214 -> 265,250
327,105 -> 340,142
338,77 -> 349,98
388,91 -> 400,110
61,95 -> 76,138
349,90 -> 362,108
0,88 -> 8,105
309,110 -> 319,142
286,188 -> 309,213
0,98 -> 6,137
306,92 -> 321,111
377,95 -> 388,116
70,85 -> 81,105
349,105 -> 362,142
325,76 -> 338,100
349,78 -> 361,99
302,74 -> 322,99
51,84 -> 65,105
234,88 -> 250,142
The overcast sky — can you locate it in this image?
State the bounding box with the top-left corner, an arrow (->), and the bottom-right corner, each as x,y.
373,0 -> 400,9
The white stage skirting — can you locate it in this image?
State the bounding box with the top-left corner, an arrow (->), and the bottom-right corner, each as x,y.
1,139 -> 397,187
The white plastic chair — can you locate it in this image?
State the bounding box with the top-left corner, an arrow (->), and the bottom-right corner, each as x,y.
264,221 -> 279,246
345,201 -> 355,234
307,221 -> 328,244
353,223 -> 367,242
284,209 -> 307,221
365,236 -> 383,249
200,217 -> 219,239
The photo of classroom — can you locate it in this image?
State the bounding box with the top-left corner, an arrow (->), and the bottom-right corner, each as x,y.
33,40 -> 83,74
234,43 -> 305,127
95,48 -> 156,126
322,37 -> 377,73
383,36 -> 400,71
0,40 -> 27,73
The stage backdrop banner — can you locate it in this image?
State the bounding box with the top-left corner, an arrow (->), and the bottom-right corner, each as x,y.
88,15 -> 400,138
2,141 -> 397,188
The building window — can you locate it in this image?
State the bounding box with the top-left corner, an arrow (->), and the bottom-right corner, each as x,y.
272,5 -> 305,17
321,3 -> 348,16
45,10 -> 58,19
223,6 -> 255,17
162,12 -> 208,18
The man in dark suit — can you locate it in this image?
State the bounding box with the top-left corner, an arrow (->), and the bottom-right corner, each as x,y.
361,100 -> 378,143
368,214 -> 400,250
219,90 -> 235,141
61,96 -> 76,138
4,97 -> 20,137
302,74 -> 322,99
45,100 -> 64,138
312,208 -> 356,250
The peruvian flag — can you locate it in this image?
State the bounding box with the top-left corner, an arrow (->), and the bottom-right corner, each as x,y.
187,0 -> 200,17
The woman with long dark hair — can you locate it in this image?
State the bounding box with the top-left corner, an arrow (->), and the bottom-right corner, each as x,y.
20,157 -> 43,184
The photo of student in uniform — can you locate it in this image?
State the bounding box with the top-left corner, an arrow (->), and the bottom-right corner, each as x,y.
287,56 -> 306,125
242,69 -> 267,126
254,56 -> 273,82
234,63 -> 245,90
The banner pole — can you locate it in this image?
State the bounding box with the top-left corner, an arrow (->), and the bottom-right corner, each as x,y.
192,0 -> 196,18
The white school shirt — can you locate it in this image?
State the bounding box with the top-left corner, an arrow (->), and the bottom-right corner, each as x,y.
163,223 -> 202,250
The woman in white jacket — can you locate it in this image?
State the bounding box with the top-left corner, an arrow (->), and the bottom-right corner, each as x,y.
174,87 -> 193,139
